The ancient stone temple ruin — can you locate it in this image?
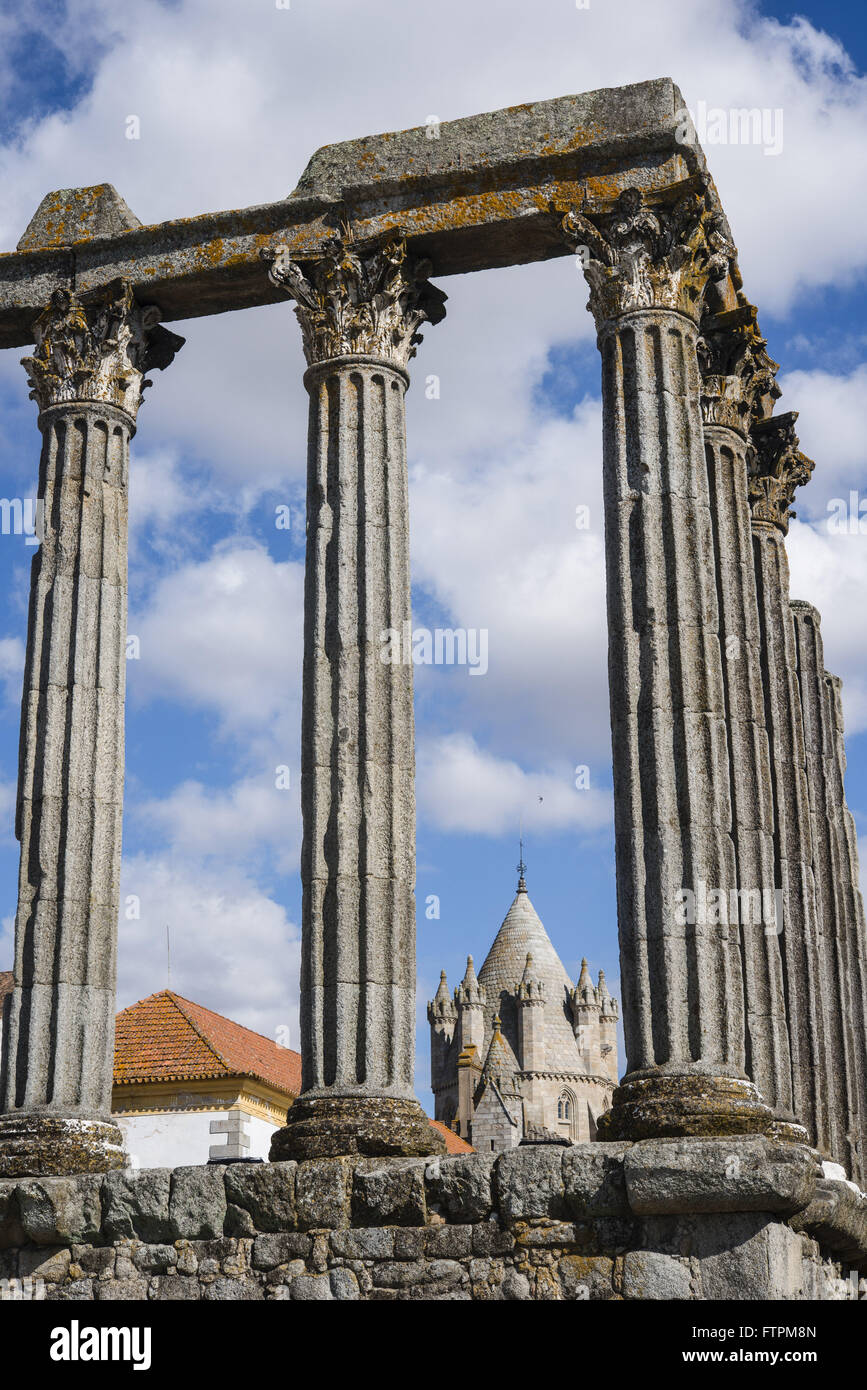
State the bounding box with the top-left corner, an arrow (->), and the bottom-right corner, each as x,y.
0,80 -> 865,1300
428,874 -> 618,1148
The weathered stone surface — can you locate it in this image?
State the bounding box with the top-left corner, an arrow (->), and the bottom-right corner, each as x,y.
101,1169 -> 173,1243
623,1138 -> 816,1216
622,1250 -> 694,1300
425,1153 -> 496,1224
352,1159 -> 427,1227
294,1158 -> 352,1231
15,1175 -> 102,1246
493,1146 -> 567,1223
0,80 -> 706,347
0,1150 -> 860,1300
267,270 -> 446,1162
790,1179 -> 867,1263
562,1142 -> 631,1217
168,1166 -> 227,1241
224,1161 -> 296,1234
558,1254 -> 615,1300
132,1243 -> 177,1274
17,185 -> 141,252
251,1232 -> 312,1269
0,282 -> 182,1182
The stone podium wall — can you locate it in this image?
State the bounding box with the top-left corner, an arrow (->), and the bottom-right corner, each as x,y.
1,1141 -> 863,1301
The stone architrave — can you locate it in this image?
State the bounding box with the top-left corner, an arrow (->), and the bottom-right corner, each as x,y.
789,600 -> 867,1185
264,232 -> 447,1159
0,280 -> 183,1177
747,415 -> 835,1161
696,306 -> 795,1125
562,184 -> 781,1139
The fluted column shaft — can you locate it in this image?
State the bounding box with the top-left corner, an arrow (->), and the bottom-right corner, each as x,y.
598,308 -> 761,1134
561,186 -> 783,1139
4,403 -> 130,1121
703,423 -> 793,1119
790,602 -> 866,1180
301,356 -> 417,1097
824,672 -> 867,1186
265,233 -> 447,1159
0,281 -> 182,1176
750,532 -> 829,1152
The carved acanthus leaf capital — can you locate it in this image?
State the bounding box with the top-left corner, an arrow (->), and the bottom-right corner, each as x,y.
21,280 -> 184,418
749,411 -> 814,533
697,301 -> 781,432
561,183 -> 734,328
263,231 -> 447,370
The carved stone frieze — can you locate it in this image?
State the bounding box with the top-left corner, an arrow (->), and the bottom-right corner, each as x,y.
560,182 -> 734,328
264,231 -> 447,370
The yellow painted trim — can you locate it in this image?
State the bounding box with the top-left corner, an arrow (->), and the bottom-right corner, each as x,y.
111,1076 -> 290,1126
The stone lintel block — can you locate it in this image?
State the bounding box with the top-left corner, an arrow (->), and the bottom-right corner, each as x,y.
790,1179 -> 867,1265
351,1158 -> 427,1227
624,1137 -> 817,1216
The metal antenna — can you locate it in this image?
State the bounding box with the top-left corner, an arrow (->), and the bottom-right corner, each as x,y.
166,924 -> 171,991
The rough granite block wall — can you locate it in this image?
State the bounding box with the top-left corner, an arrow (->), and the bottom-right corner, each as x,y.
0,1141 -> 863,1301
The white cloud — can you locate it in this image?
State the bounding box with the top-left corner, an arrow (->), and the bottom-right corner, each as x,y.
135,773 -> 300,877
118,851 -> 300,1041
776,364 -> 867,523
129,541 -> 303,750
410,397 -> 610,763
417,732 -> 611,836
0,635 -> 24,705
787,520 -> 867,734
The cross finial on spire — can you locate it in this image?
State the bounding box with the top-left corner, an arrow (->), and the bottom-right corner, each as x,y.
516,820 -> 527,891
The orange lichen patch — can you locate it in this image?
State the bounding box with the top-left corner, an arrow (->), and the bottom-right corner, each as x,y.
114,989 -> 302,1097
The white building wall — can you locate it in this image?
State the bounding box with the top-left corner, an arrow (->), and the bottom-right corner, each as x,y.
118,1110 -> 277,1169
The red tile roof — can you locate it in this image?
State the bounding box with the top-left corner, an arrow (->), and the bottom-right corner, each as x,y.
0,971 -> 12,1003
430,1119 -> 474,1154
114,990 -> 302,1097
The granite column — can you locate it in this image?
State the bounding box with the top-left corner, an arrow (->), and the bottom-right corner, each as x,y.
748,414 -> 832,1158
0,281 -> 182,1176
265,234 -> 447,1159
563,187 -> 779,1139
697,309 -> 794,1125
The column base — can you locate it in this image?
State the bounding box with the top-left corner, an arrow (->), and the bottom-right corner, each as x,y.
0,1114 -> 127,1178
596,1074 -> 808,1143
270,1094 -> 447,1161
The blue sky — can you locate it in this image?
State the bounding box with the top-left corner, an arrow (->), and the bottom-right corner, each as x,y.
0,0 -> 866,1114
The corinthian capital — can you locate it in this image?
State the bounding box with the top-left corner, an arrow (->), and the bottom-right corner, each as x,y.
21,279 -> 184,418
263,231 -> 447,370
561,183 -> 734,328
698,301 -> 782,433
749,411 -> 814,533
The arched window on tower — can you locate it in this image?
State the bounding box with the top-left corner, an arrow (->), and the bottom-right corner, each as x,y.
557,1089 -> 577,1138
